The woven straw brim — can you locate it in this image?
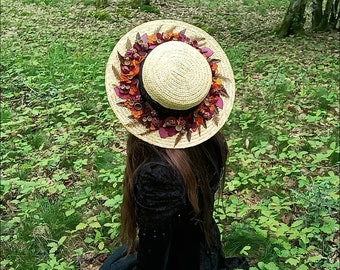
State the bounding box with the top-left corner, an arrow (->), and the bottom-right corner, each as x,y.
105,19 -> 235,149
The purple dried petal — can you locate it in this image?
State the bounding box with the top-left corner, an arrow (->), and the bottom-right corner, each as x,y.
178,30 -> 189,42
115,86 -> 129,99
156,32 -> 163,40
125,50 -> 134,58
139,51 -> 147,56
191,40 -> 199,48
179,29 -> 186,36
121,65 -> 130,73
167,127 -> 177,137
200,47 -> 214,58
159,126 -> 177,138
141,33 -> 148,43
133,43 -> 142,51
159,127 -> 169,138
216,97 -> 223,109
131,78 -> 139,85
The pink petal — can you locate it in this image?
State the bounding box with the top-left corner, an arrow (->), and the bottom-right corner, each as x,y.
156,33 -> 163,40
191,40 -> 199,48
159,126 -> 177,138
216,97 -> 223,109
141,33 -> 148,43
115,86 -> 129,99
167,127 -> 177,137
200,47 -> 213,58
159,127 -> 169,138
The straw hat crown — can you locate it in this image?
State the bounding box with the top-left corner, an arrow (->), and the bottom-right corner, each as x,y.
142,41 -> 212,111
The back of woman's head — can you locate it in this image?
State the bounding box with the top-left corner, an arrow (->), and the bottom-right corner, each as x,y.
126,132 -> 227,212
123,132 -> 228,250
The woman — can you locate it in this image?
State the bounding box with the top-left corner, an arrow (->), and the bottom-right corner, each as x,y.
101,19 -> 248,269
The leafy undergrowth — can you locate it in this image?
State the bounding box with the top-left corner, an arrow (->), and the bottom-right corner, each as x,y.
1,0 -> 339,269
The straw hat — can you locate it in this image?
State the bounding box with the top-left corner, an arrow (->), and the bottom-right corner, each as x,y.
105,19 -> 235,149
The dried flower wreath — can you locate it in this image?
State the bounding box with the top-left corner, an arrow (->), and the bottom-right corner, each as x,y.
113,29 -> 228,143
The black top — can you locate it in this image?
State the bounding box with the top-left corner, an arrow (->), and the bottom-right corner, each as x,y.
133,149 -> 225,269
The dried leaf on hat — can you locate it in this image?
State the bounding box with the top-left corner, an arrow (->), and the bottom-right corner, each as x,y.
186,130 -> 192,142
202,119 -> 207,129
117,52 -> 125,64
213,115 -> 219,126
138,129 -> 156,136
217,74 -> 231,82
125,38 -> 132,50
112,65 -> 120,80
153,25 -> 162,34
116,101 -> 126,107
125,119 -> 139,126
220,85 -> 229,98
174,133 -> 184,147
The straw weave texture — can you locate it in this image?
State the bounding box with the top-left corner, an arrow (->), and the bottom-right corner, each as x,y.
105,20 -> 235,149
142,41 -> 212,110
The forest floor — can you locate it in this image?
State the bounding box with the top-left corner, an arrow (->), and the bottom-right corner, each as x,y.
1,0 -> 339,269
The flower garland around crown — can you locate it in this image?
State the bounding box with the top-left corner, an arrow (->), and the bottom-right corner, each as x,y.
113,29 -> 228,144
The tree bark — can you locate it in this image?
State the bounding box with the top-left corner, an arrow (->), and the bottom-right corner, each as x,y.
315,0 -> 334,30
312,0 -> 323,28
276,0 -> 308,37
329,0 -> 340,29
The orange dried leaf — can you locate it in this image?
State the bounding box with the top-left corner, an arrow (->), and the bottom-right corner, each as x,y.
132,110 -> 143,118
147,34 -> 157,44
129,86 -> 138,95
211,63 -> 218,72
195,115 -> 203,125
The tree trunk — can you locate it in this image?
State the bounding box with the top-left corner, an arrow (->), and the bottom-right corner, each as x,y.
329,0 -> 340,29
315,0 -> 334,30
312,0 -> 323,28
276,0 -> 308,37
278,0 -> 340,36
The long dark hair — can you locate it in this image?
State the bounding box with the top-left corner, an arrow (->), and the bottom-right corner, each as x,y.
120,131 -> 228,251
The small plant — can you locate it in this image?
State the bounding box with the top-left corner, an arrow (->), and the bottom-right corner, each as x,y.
130,0 -> 160,13
95,0 -> 108,8
89,10 -> 111,21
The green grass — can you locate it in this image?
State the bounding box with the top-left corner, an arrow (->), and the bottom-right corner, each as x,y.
1,0 -> 339,269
